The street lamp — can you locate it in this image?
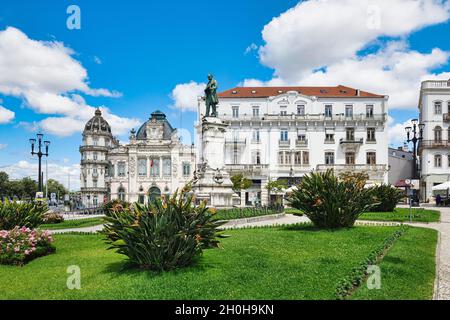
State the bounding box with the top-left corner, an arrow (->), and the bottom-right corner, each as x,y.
405,119 -> 424,180
29,133 -> 50,193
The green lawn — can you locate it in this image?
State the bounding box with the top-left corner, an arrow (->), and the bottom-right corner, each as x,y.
40,217 -> 105,230
0,225 -> 436,300
359,208 -> 440,223
351,227 -> 437,299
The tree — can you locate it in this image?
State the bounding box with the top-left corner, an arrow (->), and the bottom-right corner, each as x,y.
0,172 -> 9,197
20,177 -> 38,199
46,179 -> 68,198
266,179 -> 288,206
230,173 -> 253,193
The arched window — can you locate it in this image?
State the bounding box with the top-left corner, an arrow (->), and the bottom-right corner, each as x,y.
434,154 -> 442,168
148,187 -> 161,204
118,187 -> 126,201
435,101 -> 442,115
434,126 -> 442,142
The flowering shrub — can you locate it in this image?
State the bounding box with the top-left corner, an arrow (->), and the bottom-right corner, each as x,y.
42,212 -> 65,224
0,227 -> 55,266
103,189 -> 225,271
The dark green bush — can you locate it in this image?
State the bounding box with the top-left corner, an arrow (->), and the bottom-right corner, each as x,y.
0,200 -> 47,230
103,190 -> 225,271
288,170 -> 376,228
368,185 -> 404,212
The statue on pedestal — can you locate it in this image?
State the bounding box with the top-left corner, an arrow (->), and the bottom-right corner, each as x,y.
204,74 -> 219,118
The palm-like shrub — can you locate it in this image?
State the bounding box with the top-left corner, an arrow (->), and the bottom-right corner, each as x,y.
368,185 -> 404,212
102,199 -> 131,216
103,190 -> 225,271
0,200 -> 47,230
288,170 -> 376,228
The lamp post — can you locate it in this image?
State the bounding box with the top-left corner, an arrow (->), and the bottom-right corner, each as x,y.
405,119 -> 424,179
29,133 -> 50,193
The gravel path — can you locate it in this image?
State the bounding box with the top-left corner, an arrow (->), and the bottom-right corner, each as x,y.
49,207 -> 450,300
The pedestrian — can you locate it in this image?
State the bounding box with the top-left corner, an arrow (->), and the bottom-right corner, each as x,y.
436,194 -> 442,206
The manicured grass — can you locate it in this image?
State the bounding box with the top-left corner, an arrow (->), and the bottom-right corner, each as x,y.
284,208 -> 303,216
351,227 -> 437,300
212,208 -> 279,221
359,208 -> 440,223
0,225 -> 436,300
40,217 -> 105,230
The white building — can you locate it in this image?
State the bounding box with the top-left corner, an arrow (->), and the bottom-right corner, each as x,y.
80,110 -> 196,207
419,79 -> 450,200
196,85 -> 389,206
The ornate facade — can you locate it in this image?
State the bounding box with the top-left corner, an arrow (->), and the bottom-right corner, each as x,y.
80,110 -> 196,207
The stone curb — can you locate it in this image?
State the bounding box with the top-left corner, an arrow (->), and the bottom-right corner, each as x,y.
220,213 -> 286,227
433,230 -> 442,300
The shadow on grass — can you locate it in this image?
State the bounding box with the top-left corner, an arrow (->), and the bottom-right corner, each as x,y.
281,223 -> 355,233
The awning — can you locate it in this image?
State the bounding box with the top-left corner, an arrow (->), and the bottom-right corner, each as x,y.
432,181 -> 450,191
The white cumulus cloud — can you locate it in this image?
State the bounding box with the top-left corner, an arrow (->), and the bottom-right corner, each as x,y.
0,27 -> 138,136
0,105 -> 14,123
244,0 -> 450,110
170,81 -> 206,112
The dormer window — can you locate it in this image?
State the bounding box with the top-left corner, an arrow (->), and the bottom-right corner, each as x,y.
251,90 -> 257,94
232,90 -> 237,94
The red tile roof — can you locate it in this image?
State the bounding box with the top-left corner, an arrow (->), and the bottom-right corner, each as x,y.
218,85 -> 385,99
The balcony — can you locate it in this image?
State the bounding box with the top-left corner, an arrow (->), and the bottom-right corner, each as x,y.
295,139 -> 308,147
81,159 -> 109,166
220,113 -> 387,123
81,187 -> 108,193
317,164 -> 387,181
419,140 -> 450,150
226,164 -> 269,176
79,145 -> 109,152
225,138 -> 247,146
279,139 -> 291,147
339,138 -> 364,145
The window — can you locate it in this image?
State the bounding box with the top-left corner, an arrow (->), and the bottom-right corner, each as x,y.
118,187 -> 126,201
297,134 -> 306,142
325,105 -> 333,117
366,105 -> 374,118
93,196 -> 98,206
108,163 -> 114,177
280,130 -> 289,142
325,133 -> 334,142
138,194 -> 145,204
252,107 -> 260,117
435,154 -> 442,167
346,128 -> 355,141
278,151 -> 284,164
163,158 -> 171,176
294,152 -> 301,165
252,150 -> 261,165
345,152 -> 355,165
325,152 -> 335,165
253,130 -> 260,142
232,106 -> 239,118
138,159 -> 147,176
280,106 -> 288,116
435,126 -> 442,142
435,101 -> 442,115
302,151 -> 309,165
448,102 -> 450,114
118,162 -> 126,177
448,128 -> 450,141
93,137 -> 98,146
367,128 -> 376,141
345,105 -> 353,118
285,152 -> 292,164
93,152 -> 98,160
297,105 -> 305,116
150,158 -> 160,177
366,152 -> 376,165
182,162 -> 191,176
233,145 -> 238,164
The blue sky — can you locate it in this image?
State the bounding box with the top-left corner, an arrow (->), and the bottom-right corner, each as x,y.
1,0 -> 450,189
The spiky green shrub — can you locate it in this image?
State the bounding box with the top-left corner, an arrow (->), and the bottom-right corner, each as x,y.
368,185 -> 404,212
0,200 -> 47,230
288,170 -> 376,228
102,199 -> 131,216
103,190 -> 225,271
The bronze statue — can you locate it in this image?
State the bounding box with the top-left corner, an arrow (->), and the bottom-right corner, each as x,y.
204,74 -> 219,117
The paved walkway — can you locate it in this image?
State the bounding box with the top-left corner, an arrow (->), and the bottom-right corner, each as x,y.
50,207 -> 450,300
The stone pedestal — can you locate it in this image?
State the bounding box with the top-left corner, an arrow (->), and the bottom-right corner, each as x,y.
193,117 -> 236,208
